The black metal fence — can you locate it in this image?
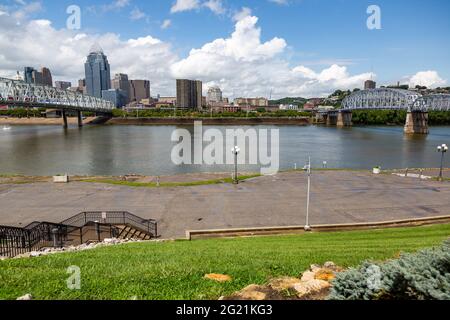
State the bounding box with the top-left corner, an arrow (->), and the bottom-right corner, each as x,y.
0,211 -> 157,258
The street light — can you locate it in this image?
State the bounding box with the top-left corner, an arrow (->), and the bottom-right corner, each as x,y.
304,157 -> 312,231
437,144 -> 448,181
231,146 -> 241,184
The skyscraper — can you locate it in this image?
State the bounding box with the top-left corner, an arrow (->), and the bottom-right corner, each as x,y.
41,67 -> 53,87
23,66 -> 52,86
84,44 -> 111,98
176,79 -> 203,110
112,73 -> 130,104
129,80 -> 150,103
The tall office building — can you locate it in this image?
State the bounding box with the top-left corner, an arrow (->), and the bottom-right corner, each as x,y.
129,80 -> 150,102
176,79 -> 203,110
364,80 -> 376,90
102,89 -> 127,108
41,67 -> 52,87
23,66 -> 52,86
112,73 -> 130,104
84,44 -> 111,98
55,81 -> 72,90
24,67 -> 34,84
207,86 -> 223,104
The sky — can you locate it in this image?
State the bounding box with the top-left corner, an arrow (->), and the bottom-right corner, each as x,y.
0,0 -> 449,99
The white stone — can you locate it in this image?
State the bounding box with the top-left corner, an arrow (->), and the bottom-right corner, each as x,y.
17,294 -> 33,300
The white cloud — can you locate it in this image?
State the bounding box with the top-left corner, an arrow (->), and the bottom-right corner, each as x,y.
102,0 -> 130,12
1,9 -> 444,99
0,13 -> 178,95
233,7 -> 252,22
203,0 -> 226,15
130,8 -> 146,20
268,0 -> 289,5
408,71 -> 446,88
161,19 -> 172,29
171,0 -> 200,13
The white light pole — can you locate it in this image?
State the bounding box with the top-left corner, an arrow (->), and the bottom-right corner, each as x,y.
231,146 -> 241,184
305,157 -> 312,231
437,144 -> 448,181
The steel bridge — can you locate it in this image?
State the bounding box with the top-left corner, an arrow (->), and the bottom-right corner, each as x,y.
341,88 -> 450,112
322,89 -> 450,134
0,77 -> 115,127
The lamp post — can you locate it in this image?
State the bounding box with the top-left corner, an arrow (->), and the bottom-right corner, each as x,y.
231,146 -> 240,184
437,144 -> 448,181
304,157 -> 312,231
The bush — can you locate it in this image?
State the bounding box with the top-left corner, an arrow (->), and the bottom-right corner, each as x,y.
329,240 -> 450,300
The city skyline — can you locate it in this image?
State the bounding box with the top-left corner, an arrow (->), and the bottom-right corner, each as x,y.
0,0 -> 449,99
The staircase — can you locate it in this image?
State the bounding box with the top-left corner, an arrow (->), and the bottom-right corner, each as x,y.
0,211 -> 157,258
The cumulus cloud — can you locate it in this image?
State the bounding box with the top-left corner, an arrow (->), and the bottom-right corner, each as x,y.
1,8 -> 443,99
0,12 -> 178,95
171,0 -> 200,13
408,71 -> 446,88
130,7 -> 146,20
171,15 -> 373,98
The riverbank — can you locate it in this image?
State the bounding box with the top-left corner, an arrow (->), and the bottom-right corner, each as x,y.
107,117 -> 311,126
0,116 -> 97,126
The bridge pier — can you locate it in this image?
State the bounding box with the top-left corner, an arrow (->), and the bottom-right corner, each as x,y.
62,110 -> 68,129
326,112 -> 338,126
337,111 -> 353,127
404,111 -> 429,134
77,111 -> 83,127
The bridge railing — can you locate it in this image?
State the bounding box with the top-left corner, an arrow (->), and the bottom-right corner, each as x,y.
0,77 -> 115,112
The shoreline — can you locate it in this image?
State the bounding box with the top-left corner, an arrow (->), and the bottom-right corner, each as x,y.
0,116 -> 311,126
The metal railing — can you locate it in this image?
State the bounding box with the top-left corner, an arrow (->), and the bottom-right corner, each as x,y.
61,211 -> 157,238
0,211 -> 157,258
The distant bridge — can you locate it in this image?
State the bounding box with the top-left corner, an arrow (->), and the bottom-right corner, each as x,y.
0,77 -> 115,127
319,88 -> 450,134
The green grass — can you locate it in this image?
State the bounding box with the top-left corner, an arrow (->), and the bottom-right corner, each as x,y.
1,224 -> 449,300
81,174 -> 261,188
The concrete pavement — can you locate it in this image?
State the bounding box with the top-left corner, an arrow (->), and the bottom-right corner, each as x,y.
0,171 -> 449,239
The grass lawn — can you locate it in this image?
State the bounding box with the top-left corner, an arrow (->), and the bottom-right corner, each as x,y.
1,224 -> 450,300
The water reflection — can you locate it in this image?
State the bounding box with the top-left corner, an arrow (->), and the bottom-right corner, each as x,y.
0,125 -> 449,176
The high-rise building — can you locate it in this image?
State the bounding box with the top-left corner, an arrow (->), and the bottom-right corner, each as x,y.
364,80 -> 376,90
24,67 -> 34,84
176,79 -> 203,110
207,86 -> 223,104
23,66 -> 52,86
129,80 -> 150,103
84,44 -> 111,98
55,81 -> 72,90
41,67 -> 52,87
102,89 -> 127,108
112,74 -> 130,103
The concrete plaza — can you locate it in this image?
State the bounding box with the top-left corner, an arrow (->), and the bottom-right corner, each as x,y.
0,171 -> 449,239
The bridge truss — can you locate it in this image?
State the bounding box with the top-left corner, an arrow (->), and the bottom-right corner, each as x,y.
0,77 -> 114,113
342,88 -> 450,112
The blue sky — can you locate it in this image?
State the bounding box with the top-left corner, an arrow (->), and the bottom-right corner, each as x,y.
0,0 -> 449,97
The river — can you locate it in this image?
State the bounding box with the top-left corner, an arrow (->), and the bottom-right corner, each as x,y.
0,124 -> 449,176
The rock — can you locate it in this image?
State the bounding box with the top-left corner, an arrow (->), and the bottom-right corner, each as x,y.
223,284 -> 288,301
293,279 -> 331,299
300,271 -> 316,282
269,277 -> 301,292
17,294 -> 33,300
310,264 -> 321,272
314,268 -> 336,282
323,261 -> 336,269
204,274 -> 232,282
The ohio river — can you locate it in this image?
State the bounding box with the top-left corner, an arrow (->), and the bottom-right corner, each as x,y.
0,124 -> 449,176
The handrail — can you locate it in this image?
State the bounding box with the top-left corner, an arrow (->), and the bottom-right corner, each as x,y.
0,211 -> 157,258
